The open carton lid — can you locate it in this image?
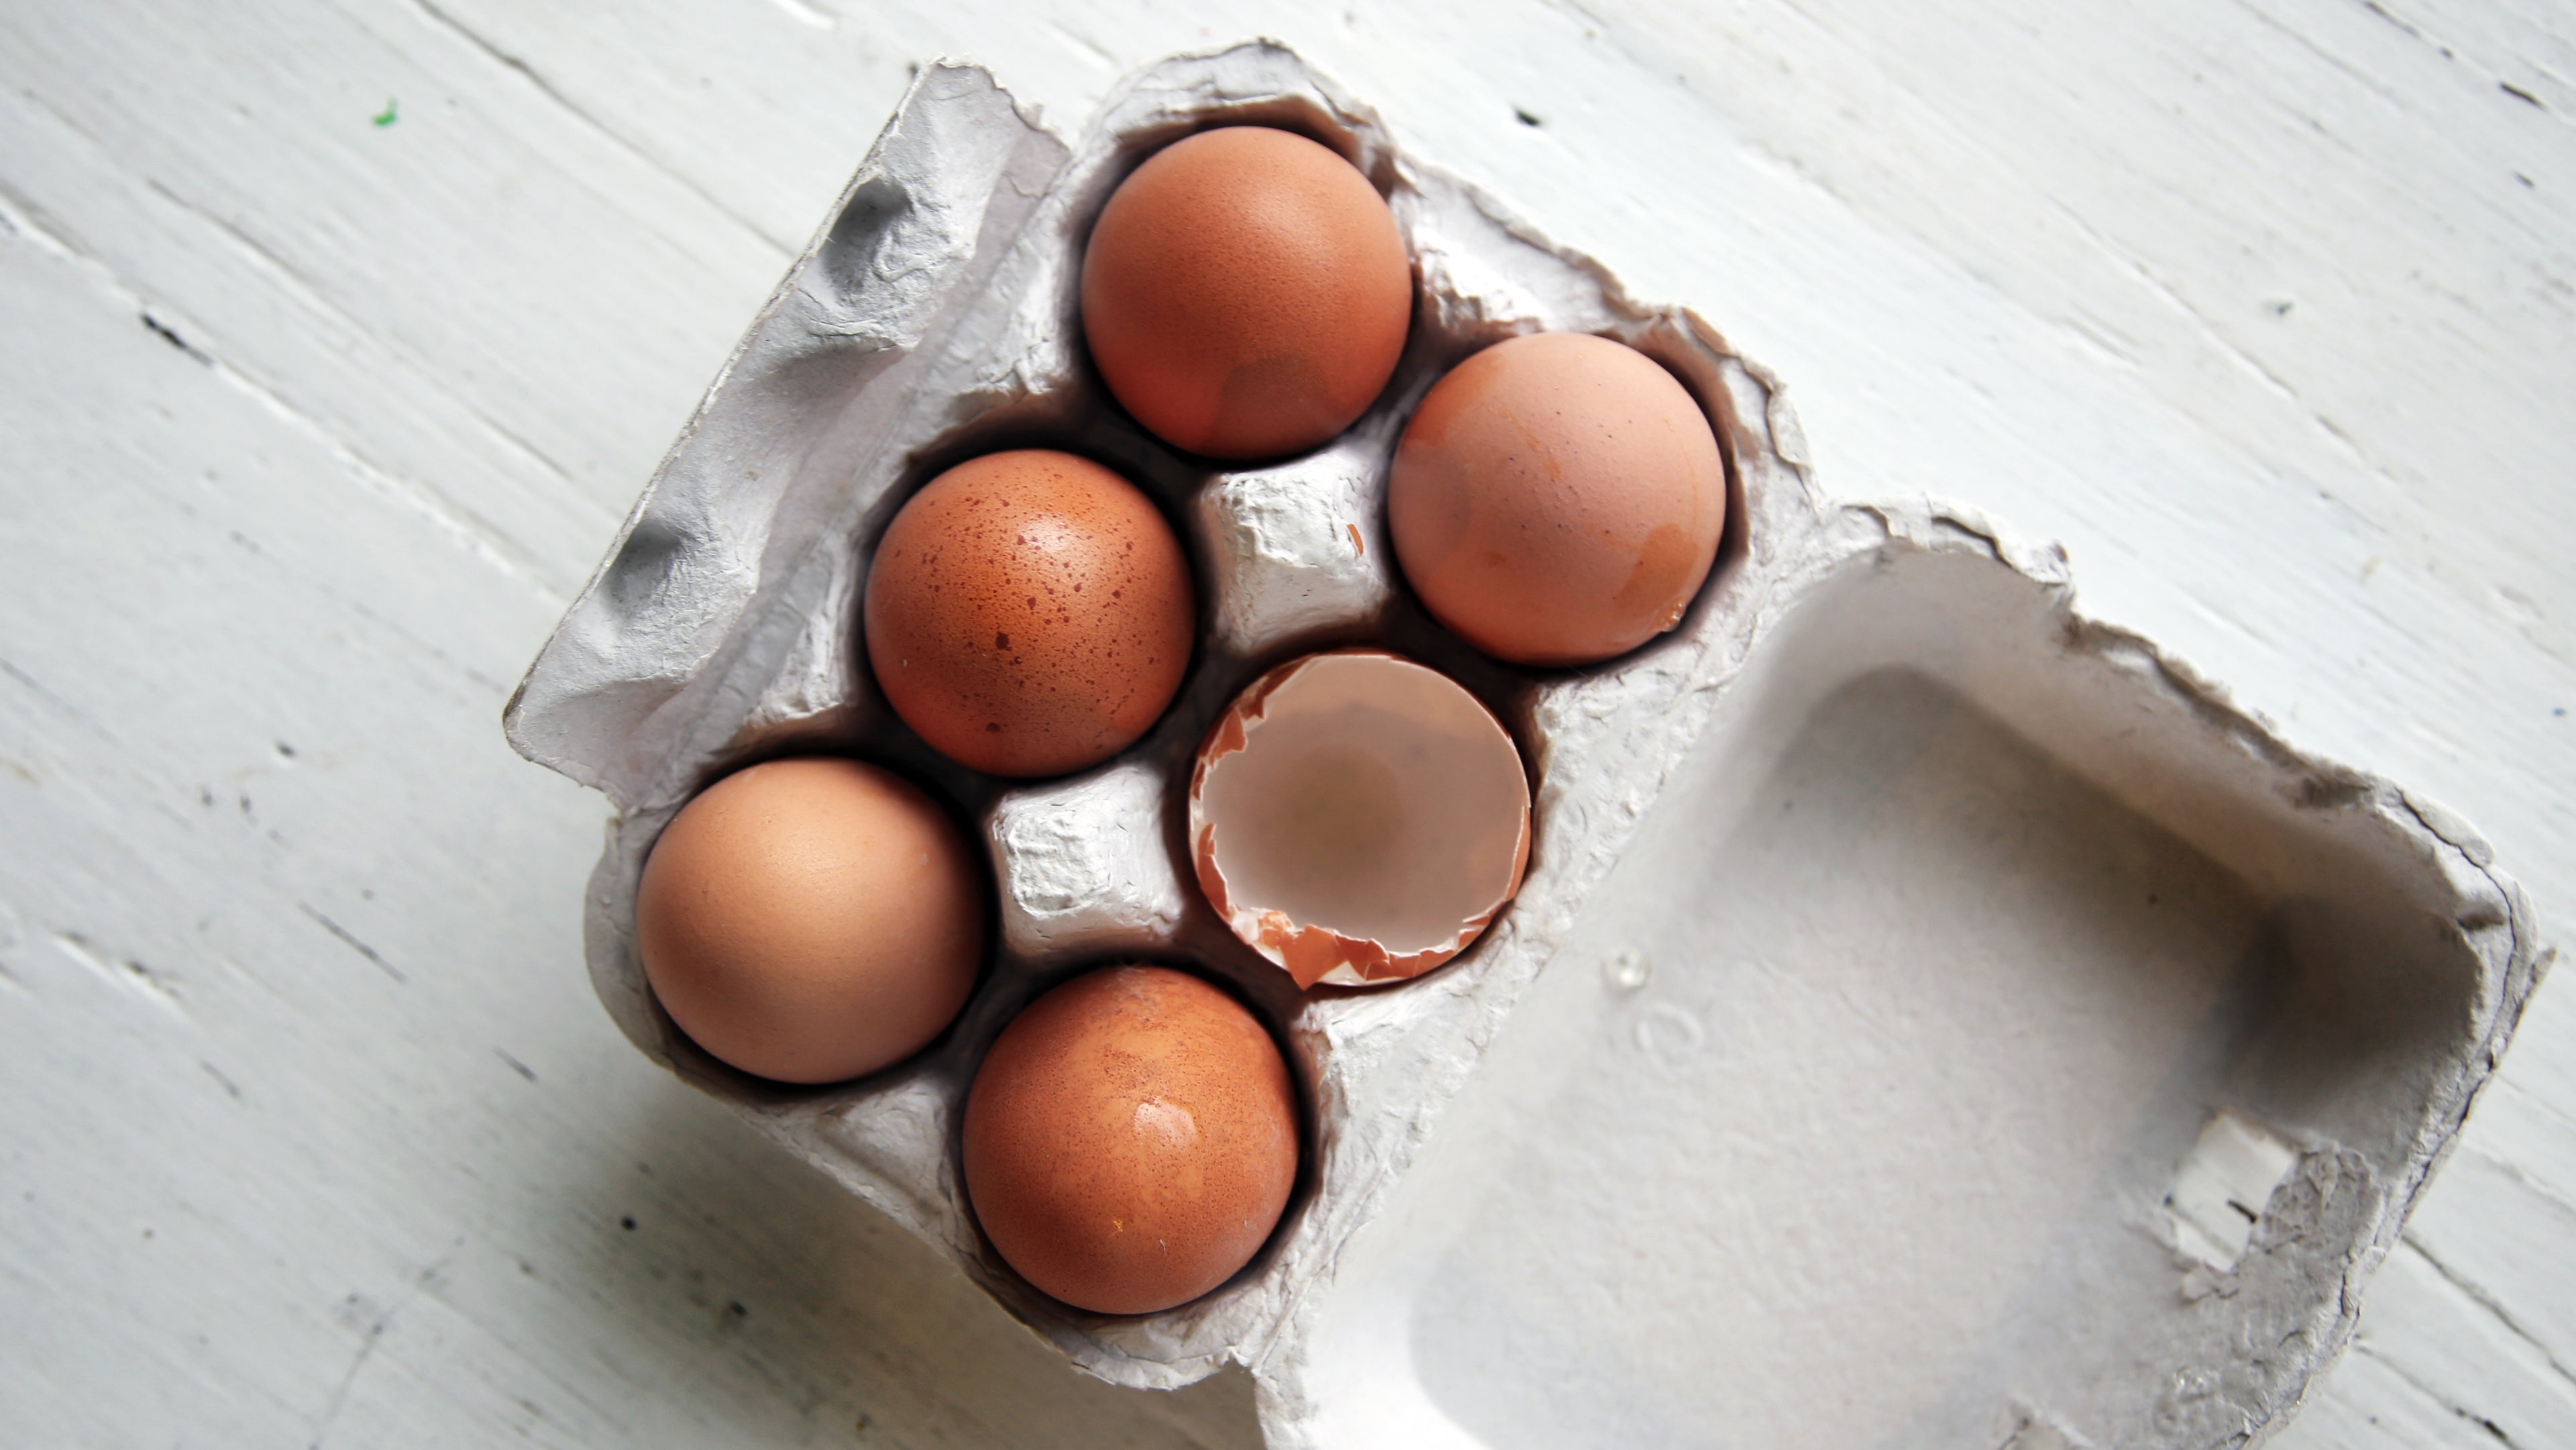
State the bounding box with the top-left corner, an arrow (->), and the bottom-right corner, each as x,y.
1269,517 -> 2542,1447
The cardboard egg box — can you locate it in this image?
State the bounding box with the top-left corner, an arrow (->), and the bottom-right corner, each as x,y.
503,42 -> 2546,1448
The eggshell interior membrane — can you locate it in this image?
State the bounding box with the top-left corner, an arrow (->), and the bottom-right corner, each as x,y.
635,757 -> 984,1085
864,449 -> 1195,778
1389,331 -> 1728,666
1190,650 -> 1531,988
961,966 -> 1300,1316
1080,126 -> 1412,461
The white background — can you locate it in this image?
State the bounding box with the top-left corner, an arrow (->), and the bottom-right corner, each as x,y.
1,2 -> 2569,1445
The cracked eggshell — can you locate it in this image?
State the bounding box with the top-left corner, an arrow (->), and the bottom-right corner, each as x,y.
502,42 -> 2546,1447
1189,650 -> 1530,988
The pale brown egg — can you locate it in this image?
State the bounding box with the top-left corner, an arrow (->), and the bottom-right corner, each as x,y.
865,450 -> 1195,778
1387,331 -> 1728,666
635,757 -> 984,1085
1189,650 -> 1530,988
1081,125 -> 1412,460
961,966 -> 1299,1316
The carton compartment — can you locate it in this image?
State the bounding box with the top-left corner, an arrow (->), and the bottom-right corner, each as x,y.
509,44 -> 1801,1383
1289,546 -> 2496,1449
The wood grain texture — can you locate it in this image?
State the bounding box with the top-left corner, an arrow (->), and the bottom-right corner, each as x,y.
0,2 -> 2565,1446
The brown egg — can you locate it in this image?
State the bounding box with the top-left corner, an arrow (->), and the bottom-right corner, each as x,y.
865,450 -> 1194,778
1081,125 -> 1412,460
1387,332 -> 1729,666
635,757 -> 984,1085
962,966 -> 1299,1315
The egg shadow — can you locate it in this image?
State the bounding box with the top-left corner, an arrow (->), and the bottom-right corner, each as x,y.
560,1067 -> 1265,1449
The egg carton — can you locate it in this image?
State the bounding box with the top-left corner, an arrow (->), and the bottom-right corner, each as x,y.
502,42 -> 2547,1449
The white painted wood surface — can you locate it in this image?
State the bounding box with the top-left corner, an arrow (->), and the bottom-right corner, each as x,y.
1,1 -> 2566,1445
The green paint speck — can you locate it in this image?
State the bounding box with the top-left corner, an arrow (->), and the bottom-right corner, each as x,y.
372,99 -> 398,127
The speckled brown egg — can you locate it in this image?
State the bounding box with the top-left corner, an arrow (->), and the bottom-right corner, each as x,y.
864,450 -> 1194,778
1081,125 -> 1412,460
635,757 -> 983,1085
962,966 -> 1299,1316
1387,331 -> 1729,666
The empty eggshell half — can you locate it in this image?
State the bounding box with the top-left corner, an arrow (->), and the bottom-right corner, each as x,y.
1189,650 -> 1530,988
